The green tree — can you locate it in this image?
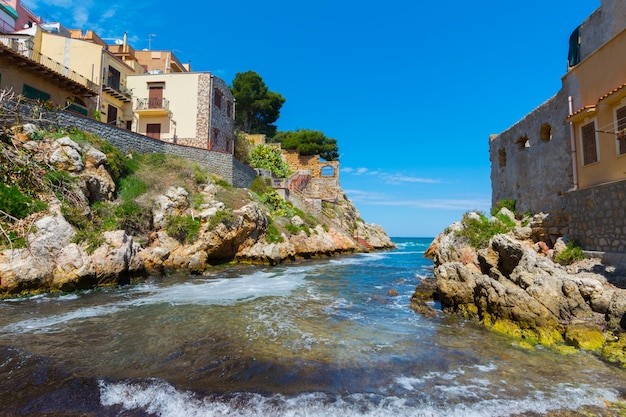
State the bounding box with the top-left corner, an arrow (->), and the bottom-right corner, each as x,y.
272,129 -> 339,161
230,71 -> 285,137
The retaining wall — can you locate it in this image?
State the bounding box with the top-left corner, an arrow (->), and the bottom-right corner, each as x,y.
12,100 -> 256,188
565,179 -> 626,252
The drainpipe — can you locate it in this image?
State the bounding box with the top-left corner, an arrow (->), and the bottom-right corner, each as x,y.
568,95 -> 578,190
209,74 -> 214,150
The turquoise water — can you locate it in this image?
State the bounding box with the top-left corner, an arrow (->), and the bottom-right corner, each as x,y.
1,237 -> 625,416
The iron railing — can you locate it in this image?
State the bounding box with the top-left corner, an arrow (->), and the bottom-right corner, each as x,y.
0,35 -> 99,93
135,97 -> 169,110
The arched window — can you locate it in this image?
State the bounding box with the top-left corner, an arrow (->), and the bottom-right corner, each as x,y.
321,165 -> 335,177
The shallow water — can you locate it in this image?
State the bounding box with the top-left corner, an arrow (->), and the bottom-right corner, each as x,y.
1,238 -> 625,416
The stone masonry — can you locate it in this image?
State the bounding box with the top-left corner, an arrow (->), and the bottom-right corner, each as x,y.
565,179 -> 626,252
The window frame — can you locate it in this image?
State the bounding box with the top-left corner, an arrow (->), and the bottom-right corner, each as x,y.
615,105 -> 626,156
580,120 -> 599,166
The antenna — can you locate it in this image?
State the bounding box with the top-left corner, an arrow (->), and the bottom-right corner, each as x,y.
148,33 -> 156,50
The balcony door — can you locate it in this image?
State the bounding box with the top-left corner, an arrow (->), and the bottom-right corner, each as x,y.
148,84 -> 164,109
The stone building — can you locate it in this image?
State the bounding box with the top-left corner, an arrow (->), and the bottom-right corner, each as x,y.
126,72 -> 235,153
490,0 -> 626,253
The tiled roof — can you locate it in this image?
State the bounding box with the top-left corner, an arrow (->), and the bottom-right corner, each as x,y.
567,105 -> 596,120
598,82 -> 626,102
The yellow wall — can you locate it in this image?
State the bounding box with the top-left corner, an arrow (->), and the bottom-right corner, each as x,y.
126,73 -> 199,141
0,55 -> 80,108
40,31 -> 103,86
567,28 -> 626,188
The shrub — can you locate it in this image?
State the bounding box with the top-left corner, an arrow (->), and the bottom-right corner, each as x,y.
265,223 -> 284,243
114,201 -> 152,235
119,177 -> 147,201
166,215 -> 201,244
250,176 -> 271,195
0,183 -> 47,219
555,241 -> 584,265
248,145 -> 291,178
456,212 -> 515,248
208,209 -> 235,230
491,199 -> 516,216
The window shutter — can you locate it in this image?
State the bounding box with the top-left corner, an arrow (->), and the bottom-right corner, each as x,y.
582,122 -> 597,165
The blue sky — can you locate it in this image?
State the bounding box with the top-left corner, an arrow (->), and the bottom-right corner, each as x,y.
30,0 -> 600,237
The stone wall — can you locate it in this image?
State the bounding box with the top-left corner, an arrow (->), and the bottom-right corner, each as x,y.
489,89 -> 573,220
565,179 -> 626,252
13,100 -> 256,188
282,150 -> 339,180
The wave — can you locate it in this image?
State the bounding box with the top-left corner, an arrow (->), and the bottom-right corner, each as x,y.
1,268 -> 312,334
99,378 -> 618,417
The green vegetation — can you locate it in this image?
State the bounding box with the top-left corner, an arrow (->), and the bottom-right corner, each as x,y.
272,129 -> 339,161
491,199 -> 516,216
456,211 -> 516,248
230,71 -> 285,137
208,209 -> 235,230
555,240 -> 584,265
248,145 -> 291,178
0,183 -> 47,220
166,215 -> 201,245
265,222 -> 284,243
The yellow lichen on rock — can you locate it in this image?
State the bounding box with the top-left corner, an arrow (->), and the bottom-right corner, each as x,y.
564,324 -> 606,351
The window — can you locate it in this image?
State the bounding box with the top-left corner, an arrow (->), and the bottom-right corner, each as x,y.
515,135 -> 529,151
581,121 -> 598,165
214,89 -> 222,109
540,123 -> 552,142
321,166 -> 335,177
22,84 -> 50,101
108,66 -> 121,90
616,106 -> 626,155
498,148 -> 506,167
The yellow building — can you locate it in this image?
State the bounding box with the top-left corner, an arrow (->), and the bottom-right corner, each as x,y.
126,71 -> 234,152
566,26 -> 626,189
0,26 -> 97,112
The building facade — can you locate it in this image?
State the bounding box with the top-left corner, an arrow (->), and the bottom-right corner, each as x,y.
490,0 -> 626,252
126,72 -> 235,152
0,26 -> 98,111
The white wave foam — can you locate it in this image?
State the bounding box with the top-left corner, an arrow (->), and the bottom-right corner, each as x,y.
1,269 -> 310,334
99,379 -> 618,417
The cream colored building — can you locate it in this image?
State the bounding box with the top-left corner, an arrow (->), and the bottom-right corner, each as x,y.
126,72 -> 234,152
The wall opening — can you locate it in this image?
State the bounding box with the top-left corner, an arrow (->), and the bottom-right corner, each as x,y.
516,135 -> 530,151
321,165 -> 335,177
540,123 -> 552,142
499,148 -> 507,167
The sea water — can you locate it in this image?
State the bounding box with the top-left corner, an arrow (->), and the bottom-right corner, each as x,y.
1,238 -> 624,416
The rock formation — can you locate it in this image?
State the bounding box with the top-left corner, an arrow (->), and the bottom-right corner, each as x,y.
420,210 -> 626,365
0,127 -> 393,296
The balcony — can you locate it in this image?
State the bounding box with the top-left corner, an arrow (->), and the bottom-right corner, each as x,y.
0,35 -> 99,96
102,80 -> 132,102
135,97 -> 170,116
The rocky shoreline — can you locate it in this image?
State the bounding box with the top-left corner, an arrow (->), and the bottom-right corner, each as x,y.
413,208 -> 626,366
0,126 -> 393,297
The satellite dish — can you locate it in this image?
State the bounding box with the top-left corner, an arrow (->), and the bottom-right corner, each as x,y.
114,39 -> 123,45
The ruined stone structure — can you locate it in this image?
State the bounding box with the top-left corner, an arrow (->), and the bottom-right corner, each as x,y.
281,150 -> 340,201
490,0 -> 626,253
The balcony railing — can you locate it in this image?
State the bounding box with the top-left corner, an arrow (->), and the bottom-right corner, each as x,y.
102,80 -> 132,102
0,35 -> 99,93
135,97 -> 169,110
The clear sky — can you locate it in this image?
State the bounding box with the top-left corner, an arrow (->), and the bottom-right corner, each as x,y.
30,0 -> 600,237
